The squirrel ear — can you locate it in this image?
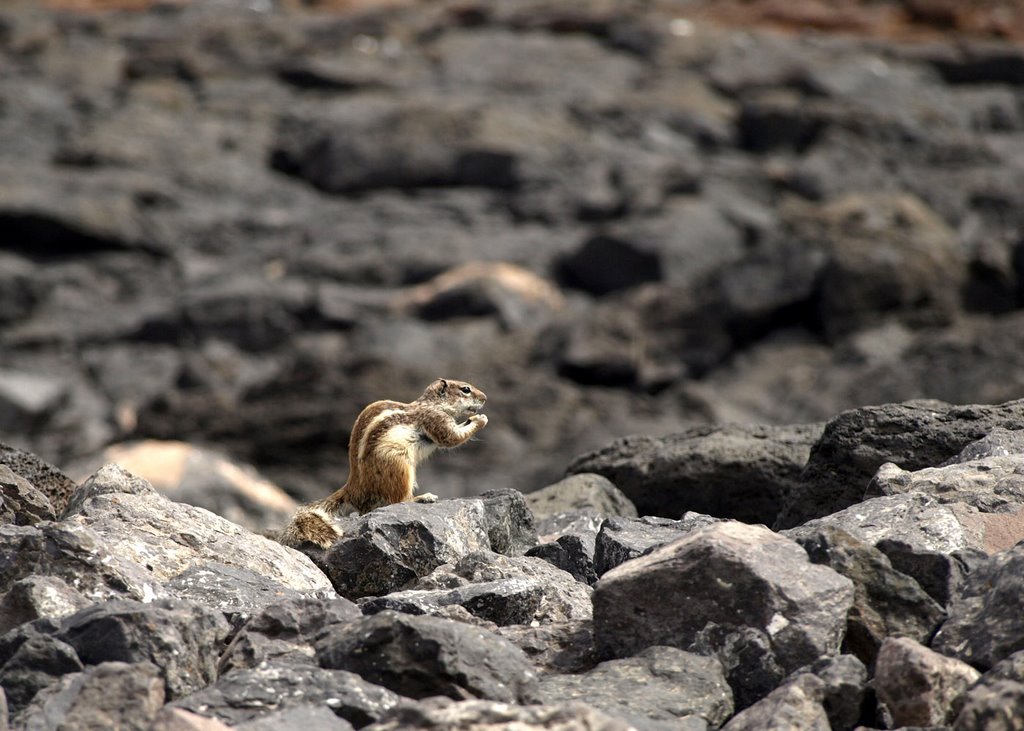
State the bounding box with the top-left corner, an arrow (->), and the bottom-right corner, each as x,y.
437,378 -> 448,393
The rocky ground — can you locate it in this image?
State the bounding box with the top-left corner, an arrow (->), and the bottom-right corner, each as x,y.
2,0 -> 1024,507
2,398 -> 1024,729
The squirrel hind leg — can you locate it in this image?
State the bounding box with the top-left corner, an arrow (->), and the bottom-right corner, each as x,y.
277,510 -> 342,550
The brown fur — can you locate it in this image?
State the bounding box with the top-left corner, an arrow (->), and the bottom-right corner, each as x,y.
276,378 -> 488,549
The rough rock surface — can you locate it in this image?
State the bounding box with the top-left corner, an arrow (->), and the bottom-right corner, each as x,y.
524,473 -> 637,520
315,611 -> 540,704
869,454 -> 1024,516
364,698 -> 636,731
568,424 -> 821,525
495,621 -> 597,676
594,513 -> 723,577
874,637 -> 980,727
593,521 -> 854,706
537,645 -> 733,729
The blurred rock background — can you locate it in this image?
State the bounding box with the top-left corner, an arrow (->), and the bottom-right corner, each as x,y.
1,0 -> 1023,506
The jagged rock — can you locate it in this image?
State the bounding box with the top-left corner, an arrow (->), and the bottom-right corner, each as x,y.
495,621 -> 596,675
526,532 -> 598,585
56,599 -> 229,700
18,661 -> 164,731
953,679 -> 1024,731
0,443 -> 76,517
537,645 -> 733,729
173,664 -> 404,728
800,655 -> 869,731
786,493 -> 992,606
525,473 -> 637,520
594,513 -> 722,577
777,399 -> 1024,529
218,596 -> 361,675
478,489 -> 538,556
868,455 -> 1024,517
944,428 -> 1024,464
932,542 -> 1024,671
363,551 -> 591,626
0,466 -> 54,527
720,673 -> 830,731
233,705 -> 354,731
794,526 -> 945,667
0,619 -> 82,713
74,440 -> 298,533
363,697 -> 637,731
59,464 -> 332,610
319,499 -> 503,599
152,708 -> 234,731
594,522 -> 854,707
568,424 -> 820,525
0,576 -> 90,638
874,637 -> 980,727
315,611 -> 539,703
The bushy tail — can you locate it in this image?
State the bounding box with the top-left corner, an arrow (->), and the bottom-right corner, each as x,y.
275,505 -> 342,549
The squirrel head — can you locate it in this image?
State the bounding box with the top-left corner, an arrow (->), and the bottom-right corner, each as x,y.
420,378 -> 487,420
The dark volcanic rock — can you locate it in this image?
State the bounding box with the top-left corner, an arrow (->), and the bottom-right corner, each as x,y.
0,576 -> 90,638
932,542 -> 1024,671
173,664 -> 405,729
593,521 -> 853,707
315,611 -> 539,703
495,621 -> 596,675
0,619 -> 82,714
868,453 -> 1024,514
777,399 -> 1024,529
537,645 -> 733,729
0,443 -> 76,517
0,465 -> 54,526
794,526 -> 945,668
525,473 -> 637,520
569,424 -> 821,525
874,636 -> 980,727
56,598 -> 229,700
364,698 -> 635,731
594,513 -> 722,577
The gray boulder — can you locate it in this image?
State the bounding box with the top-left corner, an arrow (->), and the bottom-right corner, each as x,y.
0,443 -> 76,517
525,473 -> 638,519
953,679 -> 1024,731
218,596 -> 361,675
495,621 -> 596,675
593,522 -> 854,707
943,428 -> 1024,464
233,705 -> 354,731
0,465 -> 54,527
720,673 -> 830,731
315,611 -> 539,703
594,513 -> 722,577
868,455 -> 1024,516
0,576 -> 90,638
364,697 -> 636,731
874,637 -> 980,728
362,551 -> 591,626
0,619 -> 82,714
56,599 -> 229,700
18,661 -> 164,731
777,399 -> 1024,529
794,526 -> 945,667
567,424 -> 821,525
932,542 -> 1024,670
173,664 -> 404,729
537,645 -> 733,729
527,531 -> 599,585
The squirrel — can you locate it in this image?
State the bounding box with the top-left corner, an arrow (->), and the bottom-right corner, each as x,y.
276,378 -> 488,549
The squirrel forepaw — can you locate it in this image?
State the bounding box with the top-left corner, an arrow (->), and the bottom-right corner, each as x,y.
413,492 -> 439,503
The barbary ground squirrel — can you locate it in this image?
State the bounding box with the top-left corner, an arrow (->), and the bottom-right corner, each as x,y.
276,378 -> 488,549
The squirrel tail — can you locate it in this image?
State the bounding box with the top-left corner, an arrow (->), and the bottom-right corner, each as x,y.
275,505 -> 343,550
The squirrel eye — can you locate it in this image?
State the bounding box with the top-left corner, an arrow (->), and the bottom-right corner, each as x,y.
460,385 -> 472,394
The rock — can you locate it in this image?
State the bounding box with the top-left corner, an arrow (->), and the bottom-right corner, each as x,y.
152,708 -> 234,731
944,428 -> 1024,464
18,661 -> 164,731
932,542 -> 1024,671
874,636 -> 981,727
793,526 -> 945,667
56,599 -> 229,700
218,596 -> 362,675
594,513 -> 723,577
233,705 -> 354,731
777,399 -> 1024,530
524,473 -> 637,520
363,551 -> 591,626
0,576 -> 91,638
60,464 -> 332,608
0,620 -> 82,714
364,697 -> 636,731
800,655 -> 869,731
0,443 -> 76,517
76,440 -> 298,533
173,664 -> 404,729
526,532 -> 598,585
568,424 -> 821,525
537,645 -> 733,729
495,621 -> 596,675
868,455 -> 1024,515
0,466 -> 54,527
593,522 -> 854,707
318,499 -> 491,599
478,489 -> 538,556
720,673 -> 830,731
315,611 -> 540,703
953,679 -> 1024,731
